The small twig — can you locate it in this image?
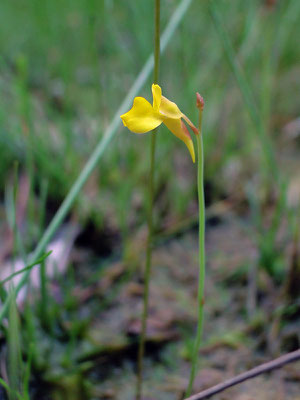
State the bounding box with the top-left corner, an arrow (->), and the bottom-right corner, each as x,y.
184,349 -> 300,400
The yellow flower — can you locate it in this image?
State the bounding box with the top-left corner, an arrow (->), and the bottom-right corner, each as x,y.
120,84 -> 198,163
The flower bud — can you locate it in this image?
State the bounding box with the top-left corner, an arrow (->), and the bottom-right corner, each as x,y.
196,93 -> 204,111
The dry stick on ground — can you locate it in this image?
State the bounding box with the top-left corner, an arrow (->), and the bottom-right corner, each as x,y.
184,349 -> 300,400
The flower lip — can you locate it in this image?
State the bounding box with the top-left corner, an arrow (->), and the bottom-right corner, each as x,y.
120,96 -> 163,133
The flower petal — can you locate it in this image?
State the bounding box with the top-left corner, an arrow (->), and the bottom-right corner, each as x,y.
152,84 -> 162,111
120,97 -> 163,133
159,96 -> 183,119
164,118 -> 195,163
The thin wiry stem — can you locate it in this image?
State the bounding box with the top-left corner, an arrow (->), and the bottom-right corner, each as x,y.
186,102 -> 205,397
136,1 -> 160,400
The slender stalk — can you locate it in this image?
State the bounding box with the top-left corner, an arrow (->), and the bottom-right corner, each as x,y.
186,98 -> 205,397
136,3 -> 160,399
136,134 -> 156,400
153,1 -> 160,84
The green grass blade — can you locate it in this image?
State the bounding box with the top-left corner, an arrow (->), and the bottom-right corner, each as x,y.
0,378 -> 23,400
8,291 -> 22,400
22,342 -> 34,400
0,251 -> 52,287
274,0 -> 300,65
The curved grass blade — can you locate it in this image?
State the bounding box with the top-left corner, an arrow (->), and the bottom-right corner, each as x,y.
0,251 -> 52,287
0,377 -> 23,400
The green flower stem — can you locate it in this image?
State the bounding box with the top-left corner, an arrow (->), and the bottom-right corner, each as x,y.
186,105 -> 205,397
0,0 -> 193,324
136,2 -> 160,400
136,133 -> 156,400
